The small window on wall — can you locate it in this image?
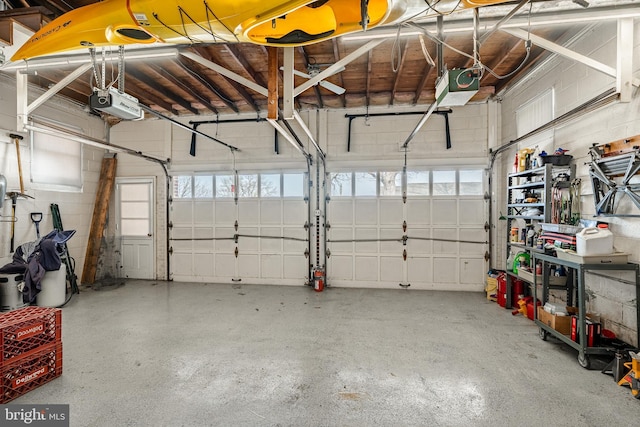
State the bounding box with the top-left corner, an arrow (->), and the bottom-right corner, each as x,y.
238,174 -> 258,197
194,175 -> 213,198
432,170 -> 456,196
459,169 -> 484,196
379,171 -> 402,196
330,173 -> 352,197
173,176 -> 192,199
30,130 -> 83,192
283,173 -> 305,197
216,174 -> 234,198
355,172 -> 377,196
261,174 -> 281,197
407,171 -> 429,196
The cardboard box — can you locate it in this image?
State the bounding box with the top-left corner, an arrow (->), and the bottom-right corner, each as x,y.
537,306 -> 577,335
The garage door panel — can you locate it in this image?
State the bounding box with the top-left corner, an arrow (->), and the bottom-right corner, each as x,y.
194,227 -> 214,251
408,228 -> 432,253
380,199 -> 403,225
380,256 -> 402,282
283,201 -> 306,225
408,257 -> 432,283
407,200 -> 430,225
460,258 -> 484,284
284,254 -> 307,280
355,200 -> 378,225
172,227 -> 192,251
215,228 -> 235,251
215,202 -> 235,225
260,200 -> 282,224
238,254 -> 259,278
283,227 -> 307,252
215,254 -> 235,278
355,228 -> 378,253
261,254 -> 282,279
329,200 -> 353,224
380,228 -> 402,253
355,256 -> 378,282
329,227 -> 353,253
460,229 -> 486,254
172,253 -> 193,277
194,201 -> 214,224
433,228 -> 458,254
433,257 -> 458,283
260,227 -> 283,252
239,201 -> 260,224
193,253 -> 214,277
330,255 -> 353,280
173,201 -> 193,223
459,200 -> 485,225
432,200 -> 458,225
239,227 -> 259,251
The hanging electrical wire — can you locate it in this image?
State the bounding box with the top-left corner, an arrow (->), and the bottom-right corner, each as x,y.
391,25 -> 403,73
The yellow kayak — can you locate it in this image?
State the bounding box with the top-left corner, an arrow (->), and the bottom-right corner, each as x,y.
12,0 -> 511,61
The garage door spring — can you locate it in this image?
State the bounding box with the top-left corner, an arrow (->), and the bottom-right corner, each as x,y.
327,236 -> 487,244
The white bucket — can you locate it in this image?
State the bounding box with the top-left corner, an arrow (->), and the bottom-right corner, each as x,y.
36,268 -> 67,307
576,226 -> 613,256
0,273 -> 27,311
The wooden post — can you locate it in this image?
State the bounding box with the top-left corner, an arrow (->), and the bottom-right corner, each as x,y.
267,47 -> 279,120
82,154 -> 118,284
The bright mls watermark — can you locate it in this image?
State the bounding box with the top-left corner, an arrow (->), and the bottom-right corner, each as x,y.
0,405 -> 68,426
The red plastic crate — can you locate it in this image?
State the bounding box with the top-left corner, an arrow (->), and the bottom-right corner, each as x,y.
0,307 -> 61,365
1,342 -> 63,403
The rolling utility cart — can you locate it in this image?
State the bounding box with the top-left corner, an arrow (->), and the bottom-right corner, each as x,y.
532,252 -> 640,369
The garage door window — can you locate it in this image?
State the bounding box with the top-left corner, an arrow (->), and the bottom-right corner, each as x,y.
407,171 -> 429,196
432,170 -> 456,196
379,172 -> 402,196
216,175 -> 234,198
238,174 -> 258,197
283,173 -> 304,197
330,173 -> 352,197
261,174 -> 281,197
194,175 -> 213,198
173,176 -> 192,199
459,170 -> 483,196
355,172 -> 377,196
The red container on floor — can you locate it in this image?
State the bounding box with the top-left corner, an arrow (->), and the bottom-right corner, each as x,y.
511,279 -> 524,307
497,273 -> 507,307
526,299 -> 541,320
0,342 -> 62,403
0,307 -> 61,365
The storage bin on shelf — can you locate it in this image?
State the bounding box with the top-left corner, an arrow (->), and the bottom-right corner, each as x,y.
576,225 -> 613,256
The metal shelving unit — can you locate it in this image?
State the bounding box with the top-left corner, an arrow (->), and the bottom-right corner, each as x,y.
532,252 -> 640,369
504,164 -> 574,308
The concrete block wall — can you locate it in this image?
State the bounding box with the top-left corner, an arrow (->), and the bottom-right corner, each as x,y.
0,74 -> 106,283
497,20 -> 640,345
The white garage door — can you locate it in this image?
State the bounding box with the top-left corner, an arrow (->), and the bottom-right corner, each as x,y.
326,168 -> 488,291
170,172 -> 309,285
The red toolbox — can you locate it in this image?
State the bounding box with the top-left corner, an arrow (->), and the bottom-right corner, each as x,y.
0,307 -> 61,366
0,342 -> 63,403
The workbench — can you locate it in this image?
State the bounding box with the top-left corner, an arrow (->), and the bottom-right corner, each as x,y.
532,252 -> 640,368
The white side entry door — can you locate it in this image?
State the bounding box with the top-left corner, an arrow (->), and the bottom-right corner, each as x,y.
116,178 -> 155,279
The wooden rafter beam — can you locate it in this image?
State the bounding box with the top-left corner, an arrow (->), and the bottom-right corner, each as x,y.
126,65 -> 200,115
219,44 -> 269,89
413,64 -> 433,105
390,39 -> 409,106
331,39 -> 346,108
268,47 -> 279,120
176,57 -> 239,113
147,63 -> 218,114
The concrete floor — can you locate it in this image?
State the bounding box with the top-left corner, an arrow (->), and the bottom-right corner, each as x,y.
13,280 -> 639,426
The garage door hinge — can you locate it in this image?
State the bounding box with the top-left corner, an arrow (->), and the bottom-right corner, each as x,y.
234,220 -> 238,231
484,251 -> 490,262
403,249 -> 407,261
304,248 -> 309,258
168,221 -> 173,229
234,247 -> 239,258
402,221 -> 407,232
484,222 -> 490,231
168,246 -> 173,254
326,248 -> 331,258
234,234 -> 239,244
402,235 -> 408,245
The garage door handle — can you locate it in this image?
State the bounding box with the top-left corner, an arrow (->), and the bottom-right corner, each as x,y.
148,233 -> 152,237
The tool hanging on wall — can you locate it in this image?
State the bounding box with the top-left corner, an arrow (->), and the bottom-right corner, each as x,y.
30,212 -> 43,238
